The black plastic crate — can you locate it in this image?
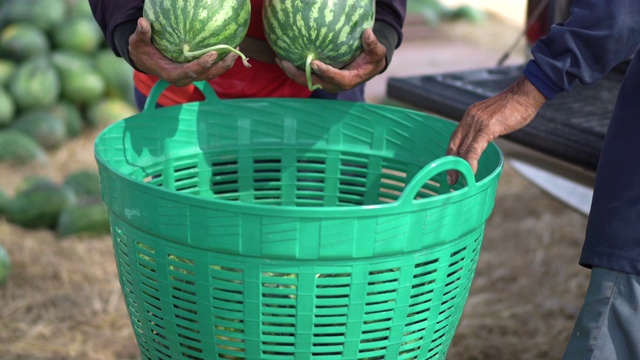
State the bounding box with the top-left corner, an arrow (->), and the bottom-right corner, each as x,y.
386,63 -> 627,171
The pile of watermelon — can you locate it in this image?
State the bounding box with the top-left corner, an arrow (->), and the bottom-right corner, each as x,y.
0,242 -> 9,285
0,169 -> 110,238
0,0 -> 138,166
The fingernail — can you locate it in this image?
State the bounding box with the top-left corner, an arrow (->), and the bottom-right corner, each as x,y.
447,174 -> 454,185
367,30 -> 375,42
207,53 -> 218,65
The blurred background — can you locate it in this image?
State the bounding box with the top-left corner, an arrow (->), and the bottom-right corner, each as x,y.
0,1 -> 590,359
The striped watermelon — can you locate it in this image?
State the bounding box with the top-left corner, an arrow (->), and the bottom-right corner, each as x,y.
143,0 -> 251,65
263,0 -> 375,90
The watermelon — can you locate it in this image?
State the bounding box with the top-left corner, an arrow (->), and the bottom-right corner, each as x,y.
9,56 -> 60,110
49,101 -> 84,138
52,17 -> 105,54
63,169 -> 102,199
94,49 -> 135,105
0,22 -> 50,61
0,88 -> 16,127
263,0 -> 376,90
61,68 -> 106,105
5,181 -> 75,229
0,0 -> 67,32
0,59 -> 16,85
11,108 -> 68,150
0,187 -> 8,216
142,0 -> 251,65
15,174 -> 57,194
0,129 -> 48,165
51,51 -> 106,104
86,97 -> 138,129
51,50 -> 94,70
0,243 -> 9,285
56,196 -> 111,238
67,0 -> 94,18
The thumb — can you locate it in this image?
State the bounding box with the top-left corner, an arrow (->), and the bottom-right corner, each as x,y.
137,17 -> 152,40
361,28 -> 377,51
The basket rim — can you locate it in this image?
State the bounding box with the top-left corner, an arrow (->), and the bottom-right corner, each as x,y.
94,98 -> 504,219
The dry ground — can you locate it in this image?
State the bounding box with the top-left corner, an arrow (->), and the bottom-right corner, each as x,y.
0,9 -> 590,360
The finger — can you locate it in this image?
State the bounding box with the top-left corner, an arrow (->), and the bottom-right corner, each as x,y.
277,58 -> 324,89
167,59 -> 208,87
362,28 -> 376,48
174,53 -> 216,85
458,136 -> 488,175
195,48 -> 238,73
137,17 -> 153,42
218,50 -> 239,68
446,112 -> 480,185
310,61 -> 338,82
186,52 -> 219,81
311,60 -> 361,92
360,29 -> 386,67
310,30 -> 384,91
276,58 -> 298,78
309,61 -> 344,92
446,127 -> 465,158
199,52 -> 238,80
195,51 -> 220,70
446,127 -> 467,185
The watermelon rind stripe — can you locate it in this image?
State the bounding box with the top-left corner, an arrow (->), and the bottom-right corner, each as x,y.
143,0 -> 251,64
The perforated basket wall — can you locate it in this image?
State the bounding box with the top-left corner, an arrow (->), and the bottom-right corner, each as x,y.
95,81 -> 504,360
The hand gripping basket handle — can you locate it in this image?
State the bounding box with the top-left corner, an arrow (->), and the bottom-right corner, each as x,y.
142,80 -> 222,111
122,80 -> 222,171
397,156 -> 476,206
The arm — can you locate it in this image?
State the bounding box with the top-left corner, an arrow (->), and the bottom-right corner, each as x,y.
447,0 -> 640,184
525,0 -> 640,100
278,0 -> 407,93
88,0 -> 142,66
375,0 -> 407,72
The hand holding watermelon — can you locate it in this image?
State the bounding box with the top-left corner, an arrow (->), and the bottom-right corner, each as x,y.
263,0 -> 378,91
276,28 -> 387,93
128,18 -> 239,87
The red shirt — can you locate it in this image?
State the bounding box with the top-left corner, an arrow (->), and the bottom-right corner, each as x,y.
134,0 -> 311,106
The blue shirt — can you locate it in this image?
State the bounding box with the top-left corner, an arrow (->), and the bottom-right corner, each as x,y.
523,0 -> 640,274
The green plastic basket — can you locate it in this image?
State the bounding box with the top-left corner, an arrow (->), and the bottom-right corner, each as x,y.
94,80 -> 503,360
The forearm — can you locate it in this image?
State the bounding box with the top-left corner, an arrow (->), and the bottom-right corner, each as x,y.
89,0 -> 143,59
528,0 -> 640,98
374,0 -> 407,72
113,20 -> 141,71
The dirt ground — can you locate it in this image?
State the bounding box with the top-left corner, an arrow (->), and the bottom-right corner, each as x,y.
0,9 -> 591,360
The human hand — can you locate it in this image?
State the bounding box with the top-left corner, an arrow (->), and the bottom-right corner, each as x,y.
276,28 -> 387,93
129,17 -> 239,87
446,77 -> 547,184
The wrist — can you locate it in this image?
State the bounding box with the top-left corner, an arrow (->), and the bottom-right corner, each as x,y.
114,20 -> 144,72
513,76 -> 547,110
372,21 -> 399,73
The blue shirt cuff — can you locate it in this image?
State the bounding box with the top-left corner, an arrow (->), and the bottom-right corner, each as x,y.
523,60 -> 564,100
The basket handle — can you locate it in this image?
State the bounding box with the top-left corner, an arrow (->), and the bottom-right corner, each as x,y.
142,80 -> 222,111
397,156 -> 476,206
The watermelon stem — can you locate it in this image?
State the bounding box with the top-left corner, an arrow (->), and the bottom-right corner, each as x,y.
183,45 -> 251,68
306,53 -> 322,91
